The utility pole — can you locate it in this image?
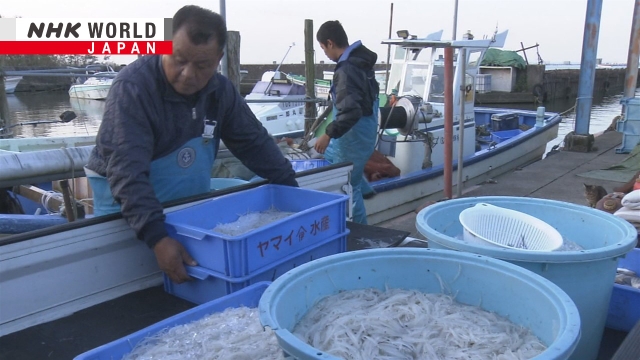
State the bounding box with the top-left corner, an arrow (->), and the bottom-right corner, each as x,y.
567,0 -> 603,152
304,19 -> 317,134
623,0 -> 640,105
220,0 -> 228,77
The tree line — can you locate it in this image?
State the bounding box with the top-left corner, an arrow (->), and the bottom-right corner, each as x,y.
0,55 -> 104,70
0,15 -> 122,71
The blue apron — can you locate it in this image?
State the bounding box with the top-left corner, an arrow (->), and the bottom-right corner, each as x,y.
324,96 -> 379,224
87,132 -> 217,216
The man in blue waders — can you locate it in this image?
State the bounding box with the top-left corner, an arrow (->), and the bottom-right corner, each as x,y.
85,5 -> 297,284
314,20 -> 379,224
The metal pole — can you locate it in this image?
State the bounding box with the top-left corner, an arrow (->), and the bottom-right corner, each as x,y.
220,0 -> 228,77
384,3 -> 394,93
304,19 -> 317,135
623,0 -> 640,104
444,47 -> 454,199
0,77 -> 7,131
574,0 -> 603,135
273,43 -> 295,74
520,42 -> 529,65
456,48 -> 466,198
452,0 -> 459,40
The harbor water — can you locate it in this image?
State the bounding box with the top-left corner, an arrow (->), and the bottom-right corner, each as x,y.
3,87 -> 640,154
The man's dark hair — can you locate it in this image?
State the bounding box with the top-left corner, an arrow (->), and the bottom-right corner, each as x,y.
173,5 -> 227,49
316,20 -> 349,48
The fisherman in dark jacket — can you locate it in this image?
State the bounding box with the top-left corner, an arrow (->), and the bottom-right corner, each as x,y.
314,20 -> 379,224
85,5 -> 297,284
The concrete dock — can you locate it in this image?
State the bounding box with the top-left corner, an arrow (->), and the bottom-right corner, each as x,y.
379,130 -> 632,239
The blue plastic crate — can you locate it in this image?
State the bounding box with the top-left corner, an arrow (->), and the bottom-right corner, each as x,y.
165,231 -> 348,304
73,282 -> 270,360
622,97 -> 640,122
290,159 -> 330,172
606,248 -> 640,332
615,133 -> 640,154
615,98 -> 640,153
491,129 -> 523,143
164,184 -> 348,278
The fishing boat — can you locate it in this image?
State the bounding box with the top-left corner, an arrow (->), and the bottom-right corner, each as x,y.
68,66 -> 117,100
282,29 -> 561,224
0,160 -> 354,337
68,75 -> 113,100
285,72 -> 332,99
244,70 -> 326,138
4,76 -> 22,94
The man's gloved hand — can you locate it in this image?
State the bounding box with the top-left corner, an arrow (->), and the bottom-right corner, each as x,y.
153,236 -> 198,284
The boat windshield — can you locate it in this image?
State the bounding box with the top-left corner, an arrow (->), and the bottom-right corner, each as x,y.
400,63 -> 430,98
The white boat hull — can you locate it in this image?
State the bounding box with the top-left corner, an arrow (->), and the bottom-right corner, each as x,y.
0,165 -> 353,337
68,84 -> 111,100
4,76 -> 22,94
366,120 -> 560,224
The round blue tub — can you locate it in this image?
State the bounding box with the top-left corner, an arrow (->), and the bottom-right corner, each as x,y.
259,248 -> 581,360
416,196 -> 638,360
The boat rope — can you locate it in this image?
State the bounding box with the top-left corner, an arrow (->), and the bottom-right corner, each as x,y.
559,104 -> 576,116
61,147 -> 78,220
558,96 -> 594,117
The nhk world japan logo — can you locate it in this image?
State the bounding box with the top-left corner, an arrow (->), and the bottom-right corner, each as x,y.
0,18 -> 173,55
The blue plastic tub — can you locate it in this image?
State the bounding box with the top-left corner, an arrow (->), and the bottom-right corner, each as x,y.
164,184 -> 348,277
259,248 -> 581,360
416,196 -> 638,360
74,282 -> 270,360
290,159 -> 330,172
606,247 -> 640,332
165,231 -> 348,304
491,129 -> 523,143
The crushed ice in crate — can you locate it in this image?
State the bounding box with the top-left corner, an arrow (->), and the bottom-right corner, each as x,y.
293,288 -> 547,360
123,307 -> 284,360
213,207 -> 295,236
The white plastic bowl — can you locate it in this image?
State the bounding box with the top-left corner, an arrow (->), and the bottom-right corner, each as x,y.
459,203 -> 563,251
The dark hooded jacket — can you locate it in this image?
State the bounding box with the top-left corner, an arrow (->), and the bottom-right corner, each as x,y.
325,42 -> 379,139
86,55 -> 297,248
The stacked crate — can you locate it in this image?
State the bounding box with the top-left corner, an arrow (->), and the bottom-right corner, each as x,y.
162,184 -> 350,304
615,98 -> 640,154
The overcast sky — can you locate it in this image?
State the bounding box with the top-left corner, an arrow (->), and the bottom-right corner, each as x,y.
2,0 -> 637,65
